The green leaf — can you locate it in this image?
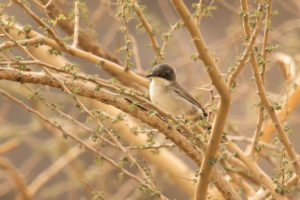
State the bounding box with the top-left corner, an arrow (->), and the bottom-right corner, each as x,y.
94,156 -> 104,165
148,110 -> 157,117
208,157 -> 217,166
23,24 -> 32,34
96,59 -> 105,68
118,172 -> 124,181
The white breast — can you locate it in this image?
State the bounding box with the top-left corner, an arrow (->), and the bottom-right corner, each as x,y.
149,78 -> 200,118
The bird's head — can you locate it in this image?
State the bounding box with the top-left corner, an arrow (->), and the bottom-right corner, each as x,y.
146,63 -> 176,82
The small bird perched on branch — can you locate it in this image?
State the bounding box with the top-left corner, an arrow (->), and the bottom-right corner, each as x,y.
146,63 -> 207,121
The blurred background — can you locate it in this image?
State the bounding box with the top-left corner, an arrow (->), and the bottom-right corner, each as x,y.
1,0 -> 300,199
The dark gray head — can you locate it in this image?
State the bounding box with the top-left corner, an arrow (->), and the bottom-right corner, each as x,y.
146,64 -> 176,81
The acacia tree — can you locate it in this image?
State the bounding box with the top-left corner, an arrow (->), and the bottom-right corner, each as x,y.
1,0 -> 300,199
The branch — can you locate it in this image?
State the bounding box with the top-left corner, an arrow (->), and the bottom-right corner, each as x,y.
220,160 -> 255,198
227,1 -> 264,88
120,0 -> 132,71
248,0 -> 272,157
12,0 -> 66,50
0,37 -> 43,51
40,67 -> 157,190
26,86 -> 118,149
1,19 -> 148,90
261,53 -> 300,144
72,0 -> 79,48
241,0 -> 300,177
0,68 -> 200,164
226,142 -> 286,199
0,87 -> 167,200
261,0 -> 273,84
169,1 -> 233,200
133,1 -> 161,62
95,101 -> 226,198
27,143 -> 85,198
36,0 -> 121,64
0,157 -> 29,200
0,140 -> 19,154
0,67 -> 239,200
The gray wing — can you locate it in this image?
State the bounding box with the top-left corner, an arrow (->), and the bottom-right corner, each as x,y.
170,81 -> 207,117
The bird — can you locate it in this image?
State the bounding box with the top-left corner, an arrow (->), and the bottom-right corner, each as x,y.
146,63 -> 207,121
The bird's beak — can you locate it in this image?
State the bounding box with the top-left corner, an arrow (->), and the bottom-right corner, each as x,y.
146,73 -> 154,78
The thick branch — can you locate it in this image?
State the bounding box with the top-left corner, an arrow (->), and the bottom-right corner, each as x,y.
0,68 -> 200,163
0,67 -> 238,200
170,1 -> 233,200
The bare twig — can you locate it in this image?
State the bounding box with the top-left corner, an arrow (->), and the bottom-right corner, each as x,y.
0,157 -> 29,200
133,0 -> 161,63
26,144 -> 86,198
72,0 -> 80,48
0,140 -> 19,154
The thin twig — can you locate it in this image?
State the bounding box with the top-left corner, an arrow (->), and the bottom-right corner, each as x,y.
72,0 -> 80,48
226,141 -> 286,199
83,180 -> 105,200
0,37 -> 43,51
37,0 -> 121,64
13,0 -> 67,50
242,0 -> 300,177
127,143 -> 175,150
120,0 -> 131,71
227,1 -> 264,88
248,0 -> 272,157
0,88 -> 167,200
0,157 -> 30,200
133,0 -> 161,63
0,140 -> 20,154
261,0 -> 273,84
25,85 -> 118,149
